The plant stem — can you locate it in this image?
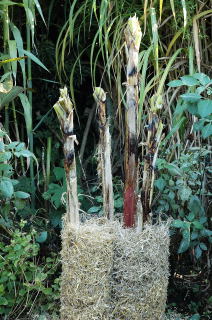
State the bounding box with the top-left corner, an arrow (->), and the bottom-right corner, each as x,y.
46,137 -> 52,186
94,87 -> 114,220
26,11 -> 35,208
53,87 -> 79,226
123,16 -> 142,228
3,4 -> 10,133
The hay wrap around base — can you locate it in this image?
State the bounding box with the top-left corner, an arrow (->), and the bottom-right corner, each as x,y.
60,218 -> 170,320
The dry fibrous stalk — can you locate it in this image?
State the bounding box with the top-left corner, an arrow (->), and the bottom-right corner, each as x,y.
93,87 -> 114,220
123,16 -> 142,228
53,87 -> 79,226
142,94 -> 163,222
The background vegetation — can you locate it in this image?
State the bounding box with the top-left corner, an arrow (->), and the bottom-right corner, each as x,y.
0,0 -> 211,319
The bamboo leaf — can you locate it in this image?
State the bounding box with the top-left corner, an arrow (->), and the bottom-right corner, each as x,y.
181,0 -> 187,28
32,0 -> 46,26
166,29 -> 183,56
150,8 -> 159,75
159,0 -> 164,20
8,40 -> 17,81
157,48 -> 182,96
23,5 -> 35,45
170,0 -> 176,23
162,116 -> 186,144
18,93 -> 32,134
10,22 -> 26,86
193,19 -> 200,72
22,49 -> 49,72
0,1 -> 19,6
0,86 -> 23,110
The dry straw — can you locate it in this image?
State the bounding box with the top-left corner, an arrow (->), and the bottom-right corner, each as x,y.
60,218 -> 170,320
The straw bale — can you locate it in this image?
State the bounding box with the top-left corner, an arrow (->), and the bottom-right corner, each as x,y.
60,219 -> 170,320
110,223 -> 170,320
60,218 -> 115,320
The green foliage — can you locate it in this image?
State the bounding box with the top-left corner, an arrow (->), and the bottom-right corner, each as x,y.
0,222 -> 60,318
154,149 -> 211,258
168,72 -> 212,139
0,130 -> 33,222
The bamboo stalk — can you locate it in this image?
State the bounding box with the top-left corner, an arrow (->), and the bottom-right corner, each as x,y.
53,87 -> 79,226
93,87 -> 114,220
3,4 -> 10,133
142,95 -> 164,222
123,16 -> 142,228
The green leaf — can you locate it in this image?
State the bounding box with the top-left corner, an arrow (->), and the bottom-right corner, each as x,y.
18,93 -> 32,134
87,206 -> 101,213
193,73 -> 211,86
190,314 -> 200,320
14,191 -> 30,199
195,245 -> 202,259
167,80 -> 183,87
0,297 -> 8,306
199,242 -> 207,251
50,211 -> 62,228
33,0 -> 46,26
192,220 -> 203,230
0,151 -> 12,162
186,212 -> 195,222
180,75 -> 199,86
171,219 -> 185,228
174,102 -> 188,115
22,50 -> 49,72
187,103 -> 198,115
200,229 -> 212,237
178,228 -> 190,253
0,86 -> 24,110
180,93 -> 202,103
36,231 -> 48,243
10,23 -> 26,86
53,167 -> 65,181
14,149 -> 33,158
178,186 -> 192,201
188,196 -> 205,216
0,1 -> 19,6
197,100 -> 212,117
191,231 -> 198,240
13,198 -> 26,210
154,177 -> 166,191
193,119 -> 205,131
166,163 -> 183,176
202,123 -> 212,138
195,86 -> 206,94
114,198 -> 123,209
0,180 -> 14,198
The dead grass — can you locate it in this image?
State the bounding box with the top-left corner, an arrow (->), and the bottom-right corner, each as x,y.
60,218 -> 170,319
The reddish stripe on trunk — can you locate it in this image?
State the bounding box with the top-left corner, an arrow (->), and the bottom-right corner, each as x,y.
123,185 -> 136,227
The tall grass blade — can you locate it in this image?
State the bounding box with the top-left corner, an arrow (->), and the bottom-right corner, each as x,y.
18,93 -> 32,135
8,40 -> 17,82
33,0 -> 46,26
150,8 -> 159,75
22,49 -> 49,72
181,0 -> 187,28
10,23 -> 26,86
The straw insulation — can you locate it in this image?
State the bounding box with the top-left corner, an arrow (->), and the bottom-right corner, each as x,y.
60,219 -> 170,320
